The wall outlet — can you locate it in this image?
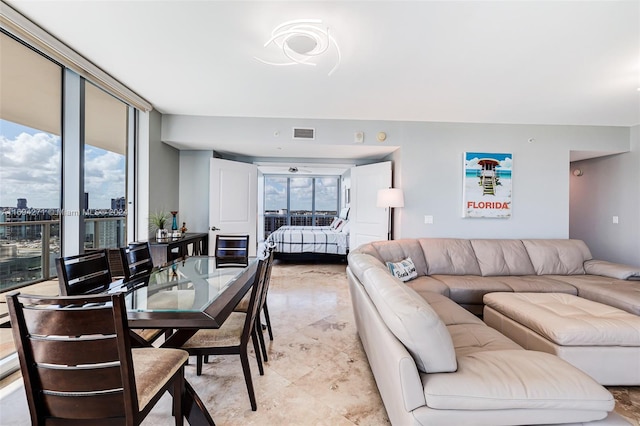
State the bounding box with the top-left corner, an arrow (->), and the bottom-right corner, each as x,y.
424,215 -> 434,224
354,131 -> 364,143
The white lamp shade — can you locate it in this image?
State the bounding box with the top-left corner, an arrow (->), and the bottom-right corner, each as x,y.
376,188 -> 404,208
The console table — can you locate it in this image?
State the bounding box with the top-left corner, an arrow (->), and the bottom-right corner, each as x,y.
149,232 -> 208,266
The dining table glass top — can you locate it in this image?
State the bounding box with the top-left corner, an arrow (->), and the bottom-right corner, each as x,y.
115,256 -> 258,314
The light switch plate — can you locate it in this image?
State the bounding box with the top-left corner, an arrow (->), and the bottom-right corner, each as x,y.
424,215 -> 434,224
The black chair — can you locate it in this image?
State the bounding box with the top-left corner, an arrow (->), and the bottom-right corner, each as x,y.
55,250 -> 113,296
120,241 -> 155,280
215,234 -> 250,266
6,291 -> 188,425
179,259 -> 268,411
234,247 -> 275,362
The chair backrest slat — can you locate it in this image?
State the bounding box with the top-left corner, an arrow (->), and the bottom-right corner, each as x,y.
215,235 -> 250,267
56,251 -> 113,296
120,242 -> 154,280
37,364 -> 123,393
43,392 -> 126,419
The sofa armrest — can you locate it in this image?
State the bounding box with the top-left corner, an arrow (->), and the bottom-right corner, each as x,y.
584,259 -> 640,280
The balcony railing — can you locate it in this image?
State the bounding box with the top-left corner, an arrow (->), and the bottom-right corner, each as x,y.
0,217 -> 125,293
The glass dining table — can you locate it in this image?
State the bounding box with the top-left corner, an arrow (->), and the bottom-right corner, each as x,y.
111,255 -> 259,425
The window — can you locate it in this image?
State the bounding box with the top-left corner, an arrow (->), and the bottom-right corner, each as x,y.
83,82 -> 128,249
263,176 -> 339,238
0,32 -> 62,291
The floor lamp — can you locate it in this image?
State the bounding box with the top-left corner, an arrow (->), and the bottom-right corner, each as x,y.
377,188 -> 404,240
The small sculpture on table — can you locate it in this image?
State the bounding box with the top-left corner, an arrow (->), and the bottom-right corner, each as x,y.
180,222 -> 188,234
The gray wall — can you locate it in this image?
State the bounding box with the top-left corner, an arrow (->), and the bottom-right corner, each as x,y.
570,125 -> 640,266
160,114 -> 634,261
147,110 -> 179,237
396,122 -> 629,240
178,150 -> 213,233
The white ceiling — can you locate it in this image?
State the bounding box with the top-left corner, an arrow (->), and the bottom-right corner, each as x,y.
4,0 -> 640,162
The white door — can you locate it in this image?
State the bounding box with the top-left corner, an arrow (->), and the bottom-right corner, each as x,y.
209,158 -> 258,256
350,161 -> 392,250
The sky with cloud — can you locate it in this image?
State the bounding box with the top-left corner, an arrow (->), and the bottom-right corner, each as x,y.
1,120 -> 125,209
265,176 -> 338,212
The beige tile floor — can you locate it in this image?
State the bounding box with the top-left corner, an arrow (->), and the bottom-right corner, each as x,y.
1,261 -> 638,425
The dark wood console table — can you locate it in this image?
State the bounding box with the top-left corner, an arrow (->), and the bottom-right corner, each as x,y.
149,232 -> 208,266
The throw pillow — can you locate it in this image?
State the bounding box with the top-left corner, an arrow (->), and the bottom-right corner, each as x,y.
330,218 -> 344,231
329,217 -> 340,229
339,207 -> 350,219
386,257 -> 418,282
334,219 -> 348,232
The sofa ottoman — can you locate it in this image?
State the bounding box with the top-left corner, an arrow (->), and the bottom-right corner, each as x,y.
483,292 -> 640,385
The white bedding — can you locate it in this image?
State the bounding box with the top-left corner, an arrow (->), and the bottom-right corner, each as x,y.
266,225 -> 349,255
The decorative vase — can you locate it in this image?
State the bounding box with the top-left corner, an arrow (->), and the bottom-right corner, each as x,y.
156,228 -> 168,242
170,211 -> 178,231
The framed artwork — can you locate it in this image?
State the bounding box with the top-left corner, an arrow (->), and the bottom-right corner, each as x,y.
462,152 -> 512,218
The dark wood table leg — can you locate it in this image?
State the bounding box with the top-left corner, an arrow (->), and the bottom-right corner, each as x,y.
183,381 -> 216,426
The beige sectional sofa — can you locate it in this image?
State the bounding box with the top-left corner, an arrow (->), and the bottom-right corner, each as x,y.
347,238 -> 640,425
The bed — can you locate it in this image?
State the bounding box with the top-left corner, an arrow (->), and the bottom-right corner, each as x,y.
265,225 -> 349,255
265,208 -> 350,258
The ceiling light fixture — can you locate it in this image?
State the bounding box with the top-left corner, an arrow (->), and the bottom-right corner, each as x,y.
254,19 -> 341,76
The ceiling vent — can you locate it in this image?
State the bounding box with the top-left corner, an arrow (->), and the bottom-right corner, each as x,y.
292,127 -> 315,140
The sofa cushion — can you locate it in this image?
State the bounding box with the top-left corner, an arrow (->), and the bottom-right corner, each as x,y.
522,239 -> 592,275
584,259 -> 640,280
483,293 -> 640,346
420,292 -> 481,325
361,266 -> 457,373
447,323 -> 522,357
431,275 -> 512,305
492,275 -> 578,294
347,252 -> 388,283
470,239 -> 536,276
419,238 -> 482,275
405,276 -> 450,298
563,280 -> 640,316
423,350 -> 614,411
367,239 -> 429,276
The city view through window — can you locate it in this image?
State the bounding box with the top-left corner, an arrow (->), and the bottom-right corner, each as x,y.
0,119 -> 126,292
263,176 -> 340,239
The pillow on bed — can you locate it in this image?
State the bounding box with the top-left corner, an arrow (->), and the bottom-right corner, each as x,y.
329,217 -> 340,228
330,218 -> 345,231
340,221 -> 350,234
334,219 -> 348,232
339,207 -> 350,220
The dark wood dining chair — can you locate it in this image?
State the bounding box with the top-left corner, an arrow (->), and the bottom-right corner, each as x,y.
6,291 -> 189,425
234,247 -> 275,362
55,249 -> 113,296
179,259 -> 268,411
215,234 -> 250,266
120,241 -> 155,280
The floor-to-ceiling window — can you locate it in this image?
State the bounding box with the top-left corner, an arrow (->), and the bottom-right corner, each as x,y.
263,176 -> 339,238
83,82 -> 128,249
0,32 -> 62,291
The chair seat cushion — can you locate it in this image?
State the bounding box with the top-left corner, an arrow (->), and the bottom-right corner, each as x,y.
132,347 -> 188,410
180,312 -> 246,348
234,293 -> 250,312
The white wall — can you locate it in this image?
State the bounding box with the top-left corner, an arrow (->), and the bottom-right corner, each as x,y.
178,150 -> 213,233
570,125 -> 640,266
160,114 -> 633,257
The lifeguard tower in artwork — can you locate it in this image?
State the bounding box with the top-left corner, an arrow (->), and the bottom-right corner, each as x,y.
477,158 -> 500,195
